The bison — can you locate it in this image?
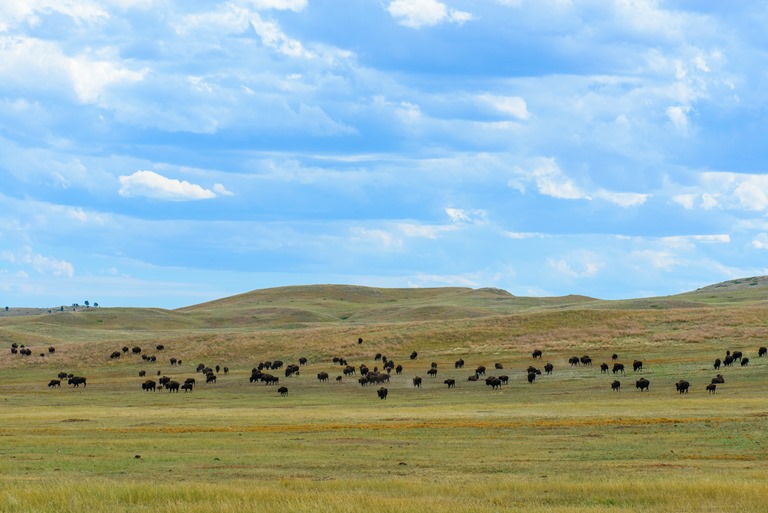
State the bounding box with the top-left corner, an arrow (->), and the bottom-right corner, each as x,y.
475,366 -> 486,376
711,374 -> 724,384
454,359 -> 464,369
141,380 -> 156,391
611,380 -> 621,391
495,363 -> 504,370
48,379 -> 61,388
568,356 -> 580,366
138,370 -> 146,377
741,358 -> 750,367
299,357 -> 308,366
68,376 -> 87,388
427,368 -> 438,377
714,358 -> 721,370
166,381 -> 180,392
278,386 -> 288,396
600,363 -> 609,374
131,346 -> 141,355
532,349 -> 542,359
527,372 -> 537,384
580,355 -> 592,366
612,363 -> 625,375
410,351 -> 418,360
467,374 -> 479,382
636,378 -> 650,391
181,382 -> 193,392
759,347 -> 767,358
675,380 -> 690,394
544,363 -> 554,374
377,387 -> 388,400
413,377 -> 422,388
444,379 -> 456,388
632,360 -> 643,372
611,353 -> 618,361
706,384 -> 717,394
317,372 -> 329,382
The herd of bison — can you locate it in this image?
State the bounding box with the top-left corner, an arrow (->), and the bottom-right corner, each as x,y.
10,339 -> 768,400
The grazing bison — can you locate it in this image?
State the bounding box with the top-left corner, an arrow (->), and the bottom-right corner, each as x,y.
633,360 -> 643,372
110,351 -> 121,359
374,353 -> 382,361
454,359 -> 464,369
132,346 -> 141,355
444,379 -> 456,388
706,384 -> 717,394
278,386 -> 288,396
412,377 -> 422,388
377,387 -> 388,400
205,374 -> 216,384
611,353 -> 618,361
410,351 -> 418,360
181,382 -> 193,392
486,377 -> 502,390
526,366 -> 541,375
714,358 -> 721,370
299,357 -> 308,366
156,344 -> 164,351
395,364 -> 403,375
612,363 -> 625,375
475,366 -> 486,376
68,376 -> 87,388
675,380 -> 690,394
527,372 -> 537,384
427,368 -> 438,377
48,379 -> 61,388
166,381 -> 180,392
600,363 -> 609,374
580,356 -> 592,366
357,337 -> 363,344
138,370 -> 146,377
723,355 -> 734,367
732,351 -> 743,361
122,346 -> 129,353
317,372 -> 329,382
498,375 -> 509,385
343,365 -> 356,376
741,358 -> 750,367
636,378 -> 650,391
711,374 -> 724,384
568,356 -> 580,366
544,363 -> 554,375
611,380 -> 621,391
196,363 -> 206,372
759,347 -> 767,358
532,349 -> 542,359
141,380 -> 156,391
48,346 -> 55,354
170,358 -> 177,365
58,372 -> 68,379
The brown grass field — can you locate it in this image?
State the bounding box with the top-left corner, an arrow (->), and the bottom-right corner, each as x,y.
1,281 -> 768,512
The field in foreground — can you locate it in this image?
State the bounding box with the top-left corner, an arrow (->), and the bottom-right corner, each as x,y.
1,284 -> 768,512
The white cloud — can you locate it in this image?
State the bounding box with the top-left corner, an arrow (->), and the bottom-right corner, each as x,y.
399,223 -> 444,239
548,253 -> 602,278
350,227 -> 402,249
531,159 -> 590,200
445,208 -> 487,224
595,190 -> 648,207
752,234 -> 768,250
407,273 -> 480,287
212,184 -> 234,196
0,1 -> 108,32
241,0 -> 307,11
0,247 -> 74,277
479,94 -> 530,120
666,105 -> 690,134
662,234 -> 730,244
502,231 -> 548,239
118,171 -> 219,201
387,0 -> 472,28
672,194 -> 696,209
632,250 -> 680,271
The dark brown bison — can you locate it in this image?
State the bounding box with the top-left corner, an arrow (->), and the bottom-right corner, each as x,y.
706,384 -> 716,394
110,351 -> 121,359
723,355 -> 734,367
48,346 -> 55,354
732,351 -> 743,361
317,372 -> 329,382
486,377 -> 502,389
156,344 -> 164,351
410,351 -> 418,360
611,353 -> 618,361
427,368 -> 438,377
58,372 -> 68,379
444,378 -> 455,388
611,380 -> 621,391
544,363 -> 554,374
532,349 -> 542,359
580,356 -> 592,366
495,363 -> 504,370
527,372 -> 537,384
48,379 -> 61,388
170,357 -> 177,365
299,357 -> 308,365
467,374 -> 479,382
374,353 -> 382,361
713,358 -> 721,370
568,356 -> 580,366
68,376 -> 87,388
357,337 -> 363,344
395,364 -> 403,375
377,387 -> 388,400
412,377 -> 422,388
741,358 -> 750,367
141,380 -> 156,391
122,346 -> 129,353
612,363 -> 625,375
633,360 -> 643,372
636,378 -> 650,391
131,346 -> 141,355
475,366 -> 486,376
278,386 -> 288,396
181,382 -> 193,392
454,359 -> 464,369
759,347 -> 767,358
343,365 -> 356,376
600,363 -> 609,373
498,375 -> 509,385
138,370 -> 146,377
166,381 -> 180,392
184,377 -> 196,387
711,375 -> 724,384
675,380 -> 690,394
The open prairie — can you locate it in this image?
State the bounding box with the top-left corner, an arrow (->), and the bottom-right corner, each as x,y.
1,282 -> 768,512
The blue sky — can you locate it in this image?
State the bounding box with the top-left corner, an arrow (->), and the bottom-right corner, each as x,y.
2,0 -> 768,309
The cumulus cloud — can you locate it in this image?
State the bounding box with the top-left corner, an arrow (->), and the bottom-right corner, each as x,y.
632,250 -> 680,271
118,171 -> 224,201
387,0 -> 472,28
530,159 -> 590,200
0,247 -> 74,277
672,173 -> 768,212
478,94 -> 530,120
594,190 -> 649,207
752,234 -> 768,250
445,208 -> 487,224
548,252 -> 602,278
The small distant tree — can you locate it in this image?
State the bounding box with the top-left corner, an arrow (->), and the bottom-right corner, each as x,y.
4,306 -> 8,312
60,306 -> 64,312
84,300 -> 90,308
93,302 -> 99,308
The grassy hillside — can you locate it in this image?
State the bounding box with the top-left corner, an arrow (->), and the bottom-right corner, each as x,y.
2,279 -> 768,512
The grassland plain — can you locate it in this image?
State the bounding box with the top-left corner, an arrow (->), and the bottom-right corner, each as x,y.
1,283 -> 768,512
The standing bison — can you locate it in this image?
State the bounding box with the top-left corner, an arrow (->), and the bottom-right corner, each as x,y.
532,349 -> 542,359
569,356 -> 580,366
48,379 -> 61,388
600,363 -> 609,374
412,377 -> 422,388
377,387 -> 388,400
444,379 -> 455,388
544,363 -> 554,375
454,359 -> 464,369
612,363 -> 625,375
633,360 -> 643,372
635,378 -> 650,391
675,380 -> 690,394
278,386 -> 288,396
141,380 -> 156,391
68,376 -> 87,388
611,380 -> 621,391
317,372 -> 329,382
759,347 -> 767,358
706,384 -> 717,394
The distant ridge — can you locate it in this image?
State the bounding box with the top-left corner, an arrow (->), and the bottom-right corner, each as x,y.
695,276 -> 768,291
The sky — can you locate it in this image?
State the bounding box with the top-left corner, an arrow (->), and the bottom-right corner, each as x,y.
2,0 -> 768,309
